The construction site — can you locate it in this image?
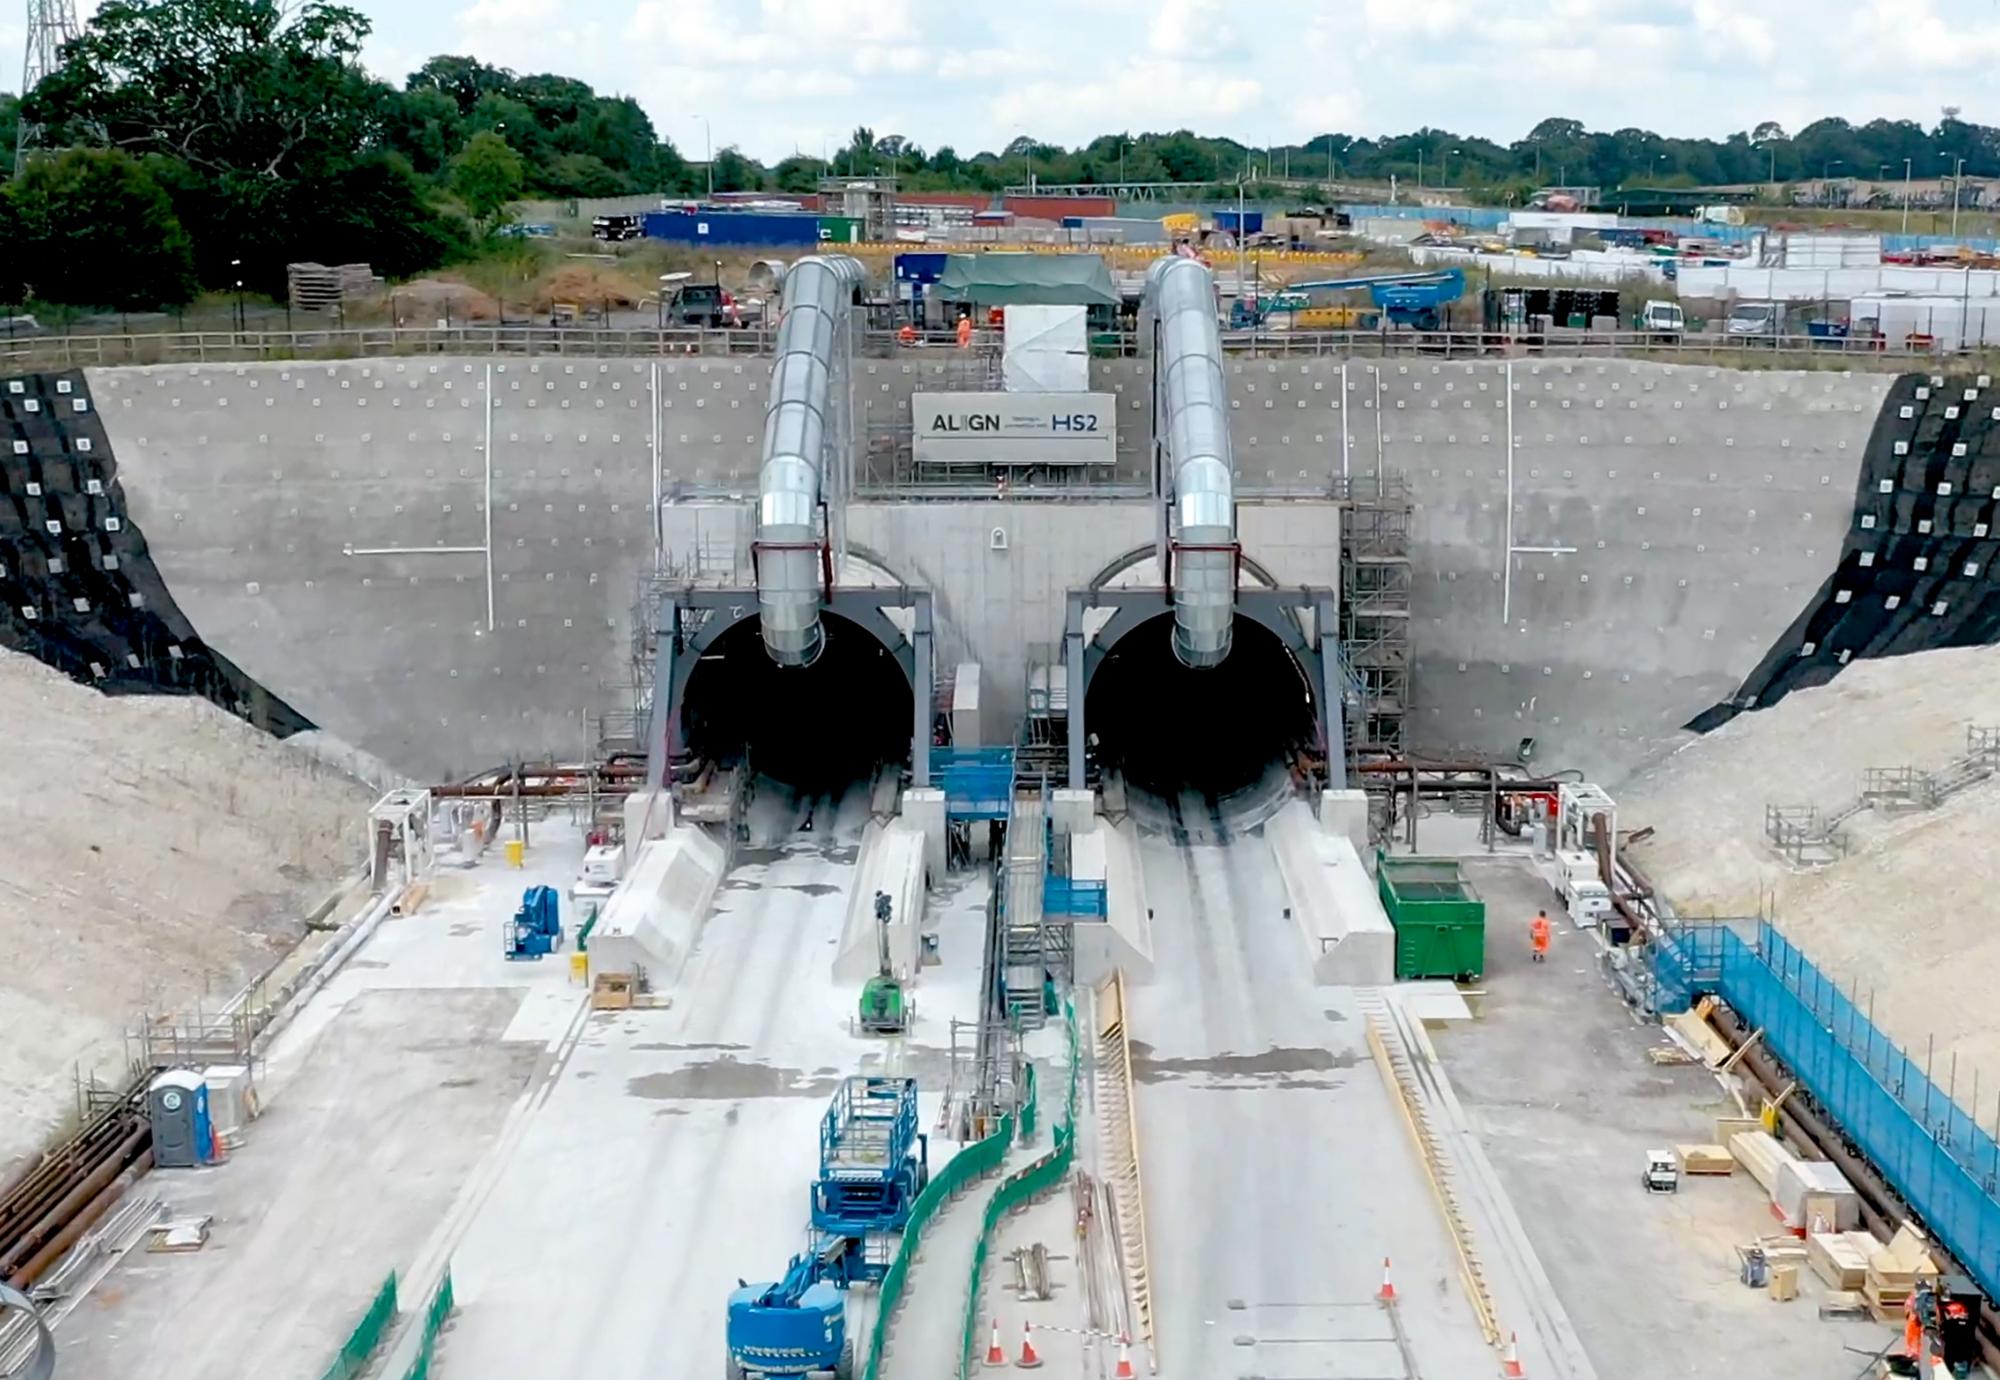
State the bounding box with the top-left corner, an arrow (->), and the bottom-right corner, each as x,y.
7,233 -> 2000,1380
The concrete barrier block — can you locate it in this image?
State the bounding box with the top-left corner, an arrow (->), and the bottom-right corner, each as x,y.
836,820 -> 926,983
1075,818 -> 1154,986
1270,802 -> 1394,986
1318,789 -> 1369,857
623,789 -> 673,845
589,824 -> 723,990
1051,788 -> 1096,834
901,787 -> 945,880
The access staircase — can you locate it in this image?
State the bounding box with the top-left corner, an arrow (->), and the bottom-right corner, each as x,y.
1766,725 -> 2000,867
1001,791 -> 1050,1029
1339,473 -> 1413,770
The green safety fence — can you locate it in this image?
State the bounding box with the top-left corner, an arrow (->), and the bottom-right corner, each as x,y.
400,1269 -> 457,1380
1018,1061 -> 1040,1141
860,1110 -> 1015,1380
316,1272 -> 399,1380
956,1000 -> 1082,1380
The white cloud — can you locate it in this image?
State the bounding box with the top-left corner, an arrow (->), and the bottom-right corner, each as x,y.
323,0 -> 2000,162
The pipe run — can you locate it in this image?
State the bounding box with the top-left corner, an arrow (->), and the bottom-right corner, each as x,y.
1145,256 -> 1238,668
755,254 -> 867,667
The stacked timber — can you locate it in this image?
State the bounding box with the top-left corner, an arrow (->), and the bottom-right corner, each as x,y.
1676,1144 -> 1734,1175
1863,1223 -> 1940,1318
1806,1231 -> 1874,1291
1729,1130 -> 1797,1194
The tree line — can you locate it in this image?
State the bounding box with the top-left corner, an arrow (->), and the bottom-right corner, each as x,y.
1,0 -> 1997,315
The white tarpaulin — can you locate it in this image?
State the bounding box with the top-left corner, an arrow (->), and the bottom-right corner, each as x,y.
1002,304 -> 1089,393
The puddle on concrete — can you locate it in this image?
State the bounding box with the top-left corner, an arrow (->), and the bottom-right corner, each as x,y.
626,1058 -> 841,1101
1128,1039 -> 1355,1085
1322,1009 -> 1348,1023
447,923 -> 480,938
654,1107 -> 689,1118
438,1076 -> 479,1089
349,959 -> 389,970
632,1041 -> 750,1052
779,882 -> 840,897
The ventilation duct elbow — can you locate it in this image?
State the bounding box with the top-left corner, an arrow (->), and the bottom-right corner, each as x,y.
1145,257 -> 1237,669
755,255 -> 866,666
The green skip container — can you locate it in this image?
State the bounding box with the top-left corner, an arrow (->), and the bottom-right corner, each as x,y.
1376,852 -> 1486,981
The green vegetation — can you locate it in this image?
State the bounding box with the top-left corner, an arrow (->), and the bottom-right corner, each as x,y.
2,0 -> 1996,317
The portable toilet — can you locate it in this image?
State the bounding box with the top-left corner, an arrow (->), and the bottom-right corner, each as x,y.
149,1069 -> 214,1168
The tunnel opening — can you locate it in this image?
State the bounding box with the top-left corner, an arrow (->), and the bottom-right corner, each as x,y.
680,611 -> 913,794
1086,611 -> 1317,816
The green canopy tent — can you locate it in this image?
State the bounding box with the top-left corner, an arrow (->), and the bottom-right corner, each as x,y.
933,253 -> 1122,308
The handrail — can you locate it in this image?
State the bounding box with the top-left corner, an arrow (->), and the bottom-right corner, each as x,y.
3,322 -> 1994,371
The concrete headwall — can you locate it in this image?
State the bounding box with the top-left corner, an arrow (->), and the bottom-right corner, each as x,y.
1259,358 -> 1890,782
59,353 -> 1904,785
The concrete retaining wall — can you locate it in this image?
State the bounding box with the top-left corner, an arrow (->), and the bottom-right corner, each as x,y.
75,353 -> 1900,785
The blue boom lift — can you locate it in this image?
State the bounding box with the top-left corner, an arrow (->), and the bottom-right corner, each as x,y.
1276,267 -> 1467,330
725,1078 -> 930,1380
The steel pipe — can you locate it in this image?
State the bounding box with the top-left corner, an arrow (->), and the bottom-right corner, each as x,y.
1144,256 -> 1237,668
756,254 -> 866,666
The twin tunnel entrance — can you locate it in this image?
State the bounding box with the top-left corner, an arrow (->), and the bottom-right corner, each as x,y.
678,603 -> 1319,804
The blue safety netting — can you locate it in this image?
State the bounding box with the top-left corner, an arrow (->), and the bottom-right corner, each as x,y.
1658,919 -> 2000,1299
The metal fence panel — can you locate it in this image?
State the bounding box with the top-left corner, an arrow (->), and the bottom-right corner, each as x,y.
316,1272 -> 398,1380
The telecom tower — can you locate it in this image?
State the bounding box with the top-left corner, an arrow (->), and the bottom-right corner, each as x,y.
15,0 -> 82,174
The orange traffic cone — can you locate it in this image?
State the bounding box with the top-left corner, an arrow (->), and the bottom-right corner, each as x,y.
1114,1332 -> 1137,1380
1378,1257 -> 1396,1303
1501,1331 -> 1526,1378
984,1320 -> 1007,1368
1015,1321 -> 1043,1370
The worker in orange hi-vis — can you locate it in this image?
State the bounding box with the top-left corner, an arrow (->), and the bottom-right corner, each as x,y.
897,322 -> 918,347
1530,909 -> 1552,963
956,313 -> 973,348
1903,1296 -> 1924,1362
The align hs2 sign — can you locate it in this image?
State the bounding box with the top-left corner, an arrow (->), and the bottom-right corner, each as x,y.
911,392 -> 1117,466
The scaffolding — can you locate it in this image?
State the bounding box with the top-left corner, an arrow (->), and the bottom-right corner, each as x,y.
1339,472 -> 1413,768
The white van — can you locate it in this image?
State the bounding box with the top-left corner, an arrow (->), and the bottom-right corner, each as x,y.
1639,300 -> 1685,336
1726,301 -> 1781,341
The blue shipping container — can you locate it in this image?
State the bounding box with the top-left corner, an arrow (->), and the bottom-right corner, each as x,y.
1214,210 -> 1264,235
640,210 -> 824,248
894,253 -> 950,284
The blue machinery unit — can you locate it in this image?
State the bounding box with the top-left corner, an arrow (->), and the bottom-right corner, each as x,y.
503,885 -> 563,960
1282,268 -> 1468,330
726,1078 -> 929,1379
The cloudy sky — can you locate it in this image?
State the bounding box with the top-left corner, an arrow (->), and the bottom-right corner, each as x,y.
10,0 -> 1998,162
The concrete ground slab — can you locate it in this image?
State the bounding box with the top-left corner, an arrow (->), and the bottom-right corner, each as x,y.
1121,828 -> 1500,1380
1429,858 -> 1889,1380
428,814 -> 995,1380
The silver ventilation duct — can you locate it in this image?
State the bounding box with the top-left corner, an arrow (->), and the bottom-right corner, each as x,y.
754,255 -> 866,666
1145,256 -> 1237,668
